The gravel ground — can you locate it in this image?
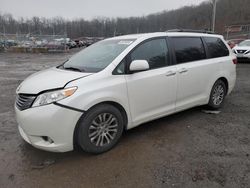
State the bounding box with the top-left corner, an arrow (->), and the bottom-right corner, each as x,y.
0,51 -> 250,188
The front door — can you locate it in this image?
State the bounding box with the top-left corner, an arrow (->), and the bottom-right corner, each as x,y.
125,38 -> 177,126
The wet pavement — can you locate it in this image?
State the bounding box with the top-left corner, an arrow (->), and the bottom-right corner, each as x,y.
0,51 -> 250,188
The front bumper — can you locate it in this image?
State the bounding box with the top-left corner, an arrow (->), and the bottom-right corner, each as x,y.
236,54 -> 250,61
15,103 -> 82,152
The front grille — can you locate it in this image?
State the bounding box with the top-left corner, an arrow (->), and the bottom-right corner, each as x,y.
237,50 -> 247,54
16,94 -> 36,111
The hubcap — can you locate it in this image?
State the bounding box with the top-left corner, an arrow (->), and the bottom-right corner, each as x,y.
88,113 -> 118,147
212,84 -> 224,105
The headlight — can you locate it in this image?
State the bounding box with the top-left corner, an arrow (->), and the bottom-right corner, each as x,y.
32,87 -> 77,107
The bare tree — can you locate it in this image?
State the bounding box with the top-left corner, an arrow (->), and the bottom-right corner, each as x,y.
0,0 -> 249,38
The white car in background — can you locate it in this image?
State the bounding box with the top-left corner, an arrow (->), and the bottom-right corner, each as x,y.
15,31 -> 236,154
233,39 -> 250,62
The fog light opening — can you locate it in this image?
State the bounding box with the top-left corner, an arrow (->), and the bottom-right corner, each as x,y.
42,136 -> 54,144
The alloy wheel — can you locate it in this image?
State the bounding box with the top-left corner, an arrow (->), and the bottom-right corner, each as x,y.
88,113 -> 118,147
212,84 -> 225,105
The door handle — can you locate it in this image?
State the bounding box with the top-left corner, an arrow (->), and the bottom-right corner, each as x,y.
166,71 -> 176,77
179,68 -> 188,73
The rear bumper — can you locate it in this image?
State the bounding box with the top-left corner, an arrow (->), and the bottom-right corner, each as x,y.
228,75 -> 236,95
227,66 -> 237,95
15,103 -> 82,152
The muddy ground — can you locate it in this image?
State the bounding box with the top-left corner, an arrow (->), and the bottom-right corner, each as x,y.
0,50 -> 250,188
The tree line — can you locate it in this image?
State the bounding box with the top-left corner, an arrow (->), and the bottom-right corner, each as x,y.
0,0 -> 249,39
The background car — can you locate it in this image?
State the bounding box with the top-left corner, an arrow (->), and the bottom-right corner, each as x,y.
74,40 -> 84,47
233,39 -> 250,62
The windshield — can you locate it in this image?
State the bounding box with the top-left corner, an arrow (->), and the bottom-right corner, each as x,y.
238,40 -> 250,47
62,39 -> 135,72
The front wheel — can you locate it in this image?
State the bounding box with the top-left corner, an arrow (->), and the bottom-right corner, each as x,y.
76,104 -> 124,154
207,80 -> 227,110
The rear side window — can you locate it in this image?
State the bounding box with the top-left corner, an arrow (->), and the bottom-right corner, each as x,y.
203,37 -> 229,58
172,37 -> 206,64
130,38 -> 169,69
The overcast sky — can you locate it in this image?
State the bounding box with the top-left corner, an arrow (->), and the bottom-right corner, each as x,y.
0,0 -> 206,20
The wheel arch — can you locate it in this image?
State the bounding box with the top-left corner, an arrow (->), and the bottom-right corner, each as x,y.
73,101 -> 129,149
217,77 -> 229,94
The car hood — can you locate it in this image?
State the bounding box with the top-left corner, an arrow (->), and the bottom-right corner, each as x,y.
17,67 -> 93,94
233,46 -> 250,50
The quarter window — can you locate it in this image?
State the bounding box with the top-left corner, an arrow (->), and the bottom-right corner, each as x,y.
113,59 -> 126,74
172,37 -> 206,64
203,37 -> 229,58
130,38 -> 169,69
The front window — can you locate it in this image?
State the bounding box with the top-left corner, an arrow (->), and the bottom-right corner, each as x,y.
130,38 -> 170,69
238,40 -> 250,47
62,39 -> 135,73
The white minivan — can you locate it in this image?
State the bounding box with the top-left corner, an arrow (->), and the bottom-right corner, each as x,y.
15,31 -> 236,154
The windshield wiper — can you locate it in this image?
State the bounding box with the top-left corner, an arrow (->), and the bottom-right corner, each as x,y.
63,66 -> 84,72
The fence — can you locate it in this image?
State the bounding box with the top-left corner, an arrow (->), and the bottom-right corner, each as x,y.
224,24 -> 250,40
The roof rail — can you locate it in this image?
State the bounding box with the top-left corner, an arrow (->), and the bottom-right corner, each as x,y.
167,29 -> 215,34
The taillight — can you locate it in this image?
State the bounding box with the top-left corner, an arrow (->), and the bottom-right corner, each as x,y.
233,58 -> 237,64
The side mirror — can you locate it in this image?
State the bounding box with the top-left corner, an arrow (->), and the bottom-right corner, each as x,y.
129,60 -> 149,72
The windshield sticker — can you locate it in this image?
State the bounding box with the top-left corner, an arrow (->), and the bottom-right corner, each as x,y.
118,41 -> 134,45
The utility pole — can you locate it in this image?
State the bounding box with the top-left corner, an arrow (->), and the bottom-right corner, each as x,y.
226,26 -> 230,40
3,25 -> 5,37
212,0 -> 217,32
52,26 -> 55,37
113,20 -> 117,37
64,24 -> 67,52
113,27 -> 116,37
2,25 -> 6,40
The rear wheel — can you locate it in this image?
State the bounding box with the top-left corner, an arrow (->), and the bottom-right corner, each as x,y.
208,80 -> 227,110
77,104 -> 124,154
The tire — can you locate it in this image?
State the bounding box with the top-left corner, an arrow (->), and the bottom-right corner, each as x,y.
76,104 -> 124,154
207,80 -> 227,110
